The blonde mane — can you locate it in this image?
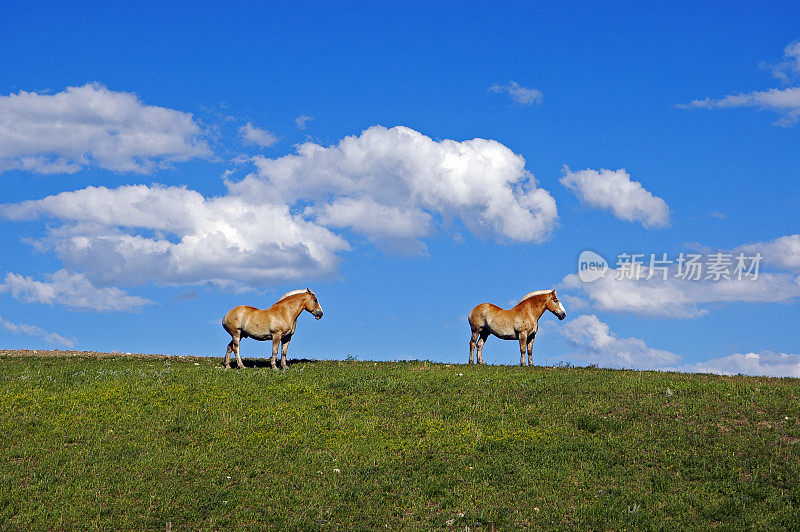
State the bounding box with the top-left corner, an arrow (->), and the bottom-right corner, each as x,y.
515,289 -> 553,306
277,288 -> 313,302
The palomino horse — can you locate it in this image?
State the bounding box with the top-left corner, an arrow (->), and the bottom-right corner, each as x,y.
468,289 -> 566,366
222,289 -> 323,369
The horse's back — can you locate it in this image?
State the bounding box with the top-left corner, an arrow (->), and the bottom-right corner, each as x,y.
468,303 -> 503,330
222,305 -> 259,332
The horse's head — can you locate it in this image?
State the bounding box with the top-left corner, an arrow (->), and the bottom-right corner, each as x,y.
304,288 -> 323,319
545,290 -> 567,320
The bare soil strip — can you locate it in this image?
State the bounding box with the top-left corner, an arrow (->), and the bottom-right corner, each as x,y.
0,348 -> 208,361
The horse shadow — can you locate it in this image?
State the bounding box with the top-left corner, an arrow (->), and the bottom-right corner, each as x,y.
223,357 -> 319,369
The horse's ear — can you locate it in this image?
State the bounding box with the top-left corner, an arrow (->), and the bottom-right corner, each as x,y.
306,288 -> 312,294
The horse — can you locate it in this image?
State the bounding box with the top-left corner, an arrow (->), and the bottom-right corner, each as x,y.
468,289 -> 566,366
222,288 -> 323,370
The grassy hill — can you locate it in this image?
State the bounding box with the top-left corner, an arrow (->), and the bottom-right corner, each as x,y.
1,352 -> 799,529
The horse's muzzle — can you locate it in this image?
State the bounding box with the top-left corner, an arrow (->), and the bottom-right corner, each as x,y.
558,311 -> 566,320
314,310 -> 323,319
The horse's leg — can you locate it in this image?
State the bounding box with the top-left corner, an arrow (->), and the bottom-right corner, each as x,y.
225,330 -> 240,369
527,335 -> 535,367
476,332 -> 488,365
469,330 -> 479,364
518,333 -> 528,366
270,336 -> 280,370
280,337 -> 290,369
234,335 -> 245,369
224,340 -> 233,369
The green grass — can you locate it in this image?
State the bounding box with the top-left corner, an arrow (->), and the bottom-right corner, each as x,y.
1,355 -> 799,530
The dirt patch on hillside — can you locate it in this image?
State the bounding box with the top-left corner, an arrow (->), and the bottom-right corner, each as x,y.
0,348 -> 212,361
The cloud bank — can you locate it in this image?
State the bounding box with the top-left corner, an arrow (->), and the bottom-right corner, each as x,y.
560,314 -> 799,377
689,351 -> 800,378
231,125 -> 559,249
734,234 -> 800,273
0,83 -> 211,174
0,314 -> 75,347
1,270 -> 152,312
561,314 -> 680,369
0,185 -> 350,290
1,126 -> 557,296
559,314 -> 800,378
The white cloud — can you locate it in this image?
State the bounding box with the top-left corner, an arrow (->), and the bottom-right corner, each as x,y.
0,184 -> 350,290
734,234 -> 800,272
0,314 -> 75,347
1,270 -> 153,312
0,83 -> 211,174
688,351 -> 800,378
561,314 -> 680,369
229,125 -> 558,249
295,114 -> 313,130
762,39 -> 800,83
239,122 -> 278,147
489,81 -> 543,106
560,166 -> 670,229
680,87 -> 800,126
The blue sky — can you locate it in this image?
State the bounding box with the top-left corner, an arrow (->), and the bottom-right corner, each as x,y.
1,1 -> 799,375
